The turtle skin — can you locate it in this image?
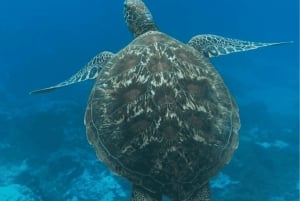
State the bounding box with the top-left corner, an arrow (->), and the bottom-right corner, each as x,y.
85,31 -> 240,201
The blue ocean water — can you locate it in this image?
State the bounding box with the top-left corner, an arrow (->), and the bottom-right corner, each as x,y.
0,0 -> 299,200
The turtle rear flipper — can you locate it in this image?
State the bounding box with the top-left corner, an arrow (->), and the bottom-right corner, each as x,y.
186,183 -> 211,201
131,185 -> 162,201
188,34 -> 293,58
29,51 -> 114,94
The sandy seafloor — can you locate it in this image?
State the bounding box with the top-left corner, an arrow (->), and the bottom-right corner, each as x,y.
0,0 -> 299,200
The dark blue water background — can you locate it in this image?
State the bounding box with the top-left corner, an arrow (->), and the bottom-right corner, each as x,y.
0,0 -> 299,200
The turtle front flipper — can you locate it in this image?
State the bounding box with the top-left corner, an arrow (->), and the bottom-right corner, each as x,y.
188,34 -> 293,58
124,0 -> 158,38
131,185 -> 162,201
29,51 -> 114,94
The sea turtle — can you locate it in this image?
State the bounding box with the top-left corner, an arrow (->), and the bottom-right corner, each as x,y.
30,0 -> 291,200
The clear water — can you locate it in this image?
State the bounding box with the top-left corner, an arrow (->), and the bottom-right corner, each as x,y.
0,0 -> 298,200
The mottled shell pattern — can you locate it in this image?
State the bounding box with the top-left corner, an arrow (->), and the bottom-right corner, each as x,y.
84,31 -> 240,199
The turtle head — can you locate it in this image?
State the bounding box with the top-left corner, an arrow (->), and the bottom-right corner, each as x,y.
124,0 -> 158,38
